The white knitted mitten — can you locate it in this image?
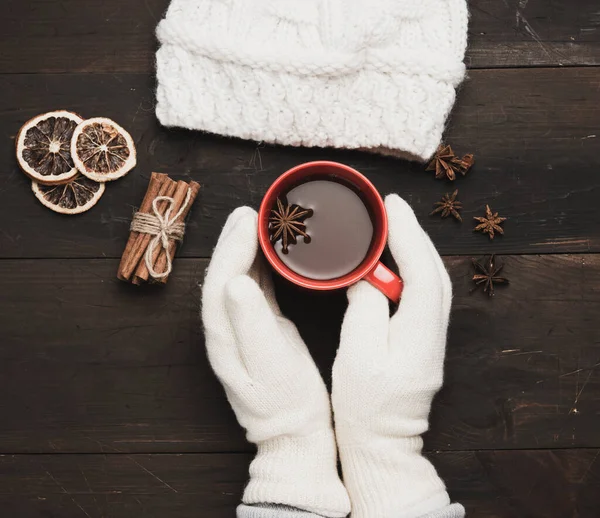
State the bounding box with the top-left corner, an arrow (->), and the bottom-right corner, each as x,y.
202,207 -> 350,518
332,195 -> 456,518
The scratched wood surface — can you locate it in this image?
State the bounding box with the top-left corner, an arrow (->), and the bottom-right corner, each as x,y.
0,256 -> 599,456
1,69 -> 600,257
1,450 -> 599,518
2,0 -> 599,73
1,0 -> 600,516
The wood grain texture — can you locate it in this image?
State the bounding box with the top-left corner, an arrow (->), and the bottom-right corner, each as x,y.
1,450 -> 599,518
0,255 -> 598,453
3,0 -> 599,513
1,0 -> 600,73
467,0 -> 600,68
2,69 -> 600,258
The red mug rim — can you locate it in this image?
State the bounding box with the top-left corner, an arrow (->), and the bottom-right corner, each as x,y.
258,161 -> 388,291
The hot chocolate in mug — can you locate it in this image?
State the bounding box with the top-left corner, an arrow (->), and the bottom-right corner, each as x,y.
258,161 -> 403,302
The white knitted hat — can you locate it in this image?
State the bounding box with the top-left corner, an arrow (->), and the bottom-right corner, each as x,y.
156,0 -> 468,162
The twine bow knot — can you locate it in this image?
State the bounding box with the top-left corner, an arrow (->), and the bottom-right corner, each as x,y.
130,188 -> 192,279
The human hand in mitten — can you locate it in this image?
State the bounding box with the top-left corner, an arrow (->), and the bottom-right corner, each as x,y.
201,207 -> 350,518
332,195 -> 464,518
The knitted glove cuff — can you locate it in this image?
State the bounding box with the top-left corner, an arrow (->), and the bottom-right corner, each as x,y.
243,429 -> 350,518
338,441 -> 449,518
237,503 -> 466,518
237,504 -> 327,518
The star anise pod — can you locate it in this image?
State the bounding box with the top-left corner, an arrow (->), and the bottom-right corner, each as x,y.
430,189 -> 462,222
426,145 -> 475,181
269,198 -> 313,254
471,255 -> 509,297
452,153 -> 474,175
473,205 -> 506,239
426,145 -> 456,180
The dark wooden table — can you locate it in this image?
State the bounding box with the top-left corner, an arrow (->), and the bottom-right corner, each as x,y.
1,1 -> 600,516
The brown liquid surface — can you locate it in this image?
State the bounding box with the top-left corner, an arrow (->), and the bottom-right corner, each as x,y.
274,180 -> 374,280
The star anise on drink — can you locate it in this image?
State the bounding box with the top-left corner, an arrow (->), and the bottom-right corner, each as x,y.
473,205 -> 506,239
472,255 -> 509,297
269,198 -> 313,254
430,189 -> 462,222
426,144 -> 475,181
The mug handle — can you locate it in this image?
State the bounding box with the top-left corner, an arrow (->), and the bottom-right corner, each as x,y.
364,261 -> 403,303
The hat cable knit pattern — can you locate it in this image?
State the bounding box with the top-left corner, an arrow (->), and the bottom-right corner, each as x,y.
156,0 -> 469,161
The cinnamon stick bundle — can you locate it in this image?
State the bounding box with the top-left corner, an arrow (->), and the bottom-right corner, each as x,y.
118,172 -> 200,284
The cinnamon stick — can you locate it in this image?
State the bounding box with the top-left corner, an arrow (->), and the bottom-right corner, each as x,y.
133,180 -> 191,283
120,176 -> 178,282
117,173 -> 167,281
155,181 -> 201,284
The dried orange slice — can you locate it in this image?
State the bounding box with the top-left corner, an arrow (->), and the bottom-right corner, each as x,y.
16,110 -> 84,185
32,175 -> 105,215
71,117 -> 136,182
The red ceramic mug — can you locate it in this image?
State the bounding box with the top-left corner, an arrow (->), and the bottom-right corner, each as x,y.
258,161 -> 403,302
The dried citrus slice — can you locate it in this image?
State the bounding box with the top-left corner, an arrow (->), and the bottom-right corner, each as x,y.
16,110 -> 84,185
71,117 -> 136,182
31,175 -> 105,215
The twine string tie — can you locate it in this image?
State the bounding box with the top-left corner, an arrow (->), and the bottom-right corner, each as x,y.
130,188 -> 192,279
